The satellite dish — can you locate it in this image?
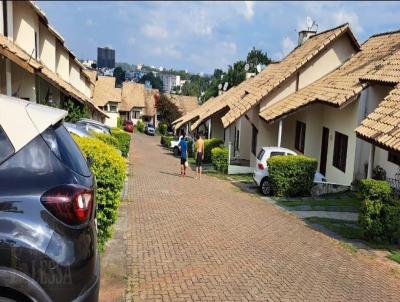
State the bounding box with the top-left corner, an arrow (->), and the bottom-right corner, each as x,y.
218,83 -> 223,90
256,64 -> 262,73
223,82 -> 228,91
244,63 -> 250,71
306,16 -> 313,30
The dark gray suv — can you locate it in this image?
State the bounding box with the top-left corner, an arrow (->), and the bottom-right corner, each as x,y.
0,97 -> 99,302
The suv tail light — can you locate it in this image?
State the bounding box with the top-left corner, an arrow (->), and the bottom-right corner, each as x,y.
258,163 -> 265,170
41,185 -> 93,225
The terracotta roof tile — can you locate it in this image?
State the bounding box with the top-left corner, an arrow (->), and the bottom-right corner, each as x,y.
166,94 -> 199,115
174,24 -> 358,130
356,84 -> 400,151
260,31 -> 400,123
92,76 -> 121,107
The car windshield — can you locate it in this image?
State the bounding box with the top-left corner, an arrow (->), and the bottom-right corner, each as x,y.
41,124 -> 91,177
148,124 -> 154,128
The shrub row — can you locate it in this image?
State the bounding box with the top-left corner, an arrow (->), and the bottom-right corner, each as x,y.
93,133 -> 119,150
157,123 -> 168,136
267,155 -> 317,197
211,147 -> 228,173
161,135 -> 174,148
74,136 -> 126,251
358,179 -> 400,244
136,120 -> 144,133
111,128 -> 131,157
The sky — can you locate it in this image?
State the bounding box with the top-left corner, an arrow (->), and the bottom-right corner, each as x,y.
37,1 -> 400,74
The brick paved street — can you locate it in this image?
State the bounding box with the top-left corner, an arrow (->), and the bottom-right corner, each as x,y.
124,133 -> 400,301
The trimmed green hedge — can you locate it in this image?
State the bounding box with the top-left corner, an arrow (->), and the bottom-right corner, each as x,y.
196,138 -> 224,163
161,135 -> 174,148
111,128 -> 131,157
267,155 -> 317,197
74,136 -> 126,252
211,147 -> 228,173
359,178 -> 392,202
93,133 -> 119,149
136,120 -> 144,133
157,123 -> 167,136
358,179 -> 400,244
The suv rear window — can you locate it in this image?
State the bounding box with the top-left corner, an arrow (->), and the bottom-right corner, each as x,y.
270,151 -> 285,157
0,126 -> 14,164
41,124 -> 91,177
257,149 -> 265,160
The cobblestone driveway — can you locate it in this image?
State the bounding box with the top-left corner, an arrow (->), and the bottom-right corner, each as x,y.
124,133 -> 400,301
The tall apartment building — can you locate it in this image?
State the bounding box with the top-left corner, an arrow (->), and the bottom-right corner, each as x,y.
97,47 -> 115,68
160,74 -> 181,92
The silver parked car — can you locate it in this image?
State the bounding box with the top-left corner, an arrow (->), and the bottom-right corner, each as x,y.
76,118 -> 112,135
64,122 -> 92,137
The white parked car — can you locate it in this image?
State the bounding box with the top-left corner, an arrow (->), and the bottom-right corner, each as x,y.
253,146 -> 326,195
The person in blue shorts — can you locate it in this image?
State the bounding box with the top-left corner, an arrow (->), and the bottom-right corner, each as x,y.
178,131 -> 188,177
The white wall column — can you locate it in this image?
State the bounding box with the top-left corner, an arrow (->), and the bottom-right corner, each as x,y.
207,118 -> 211,139
5,58 -> 11,96
367,144 -> 376,178
186,123 -> 189,135
277,119 -> 283,147
6,1 -> 13,40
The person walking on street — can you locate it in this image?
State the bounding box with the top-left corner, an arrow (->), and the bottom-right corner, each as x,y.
179,131 -> 188,177
195,133 -> 204,180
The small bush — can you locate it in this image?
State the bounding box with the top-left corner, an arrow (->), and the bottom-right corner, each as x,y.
157,123 -> 168,136
161,135 -> 174,148
211,147 -> 228,173
359,179 -> 392,202
187,138 -> 194,158
111,128 -> 131,157
268,155 -> 317,197
136,120 -> 144,133
74,136 -> 126,252
197,138 -> 224,163
93,133 -> 119,149
358,179 -> 400,244
117,117 -> 122,129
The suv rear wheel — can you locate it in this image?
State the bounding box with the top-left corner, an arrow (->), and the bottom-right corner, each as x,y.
260,178 -> 271,196
173,147 -> 180,157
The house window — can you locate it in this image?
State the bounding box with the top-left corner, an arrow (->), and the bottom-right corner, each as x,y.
132,110 -> 141,119
2,1 -> 8,37
333,131 -> 348,172
34,32 -> 38,59
388,151 -> 400,165
251,125 -> 258,156
295,121 -> 306,153
107,103 -> 118,112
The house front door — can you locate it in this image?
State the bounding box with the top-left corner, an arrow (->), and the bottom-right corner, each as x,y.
320,127 -> 329,176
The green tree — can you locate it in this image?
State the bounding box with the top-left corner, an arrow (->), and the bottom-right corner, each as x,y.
246,47 -> 272,73
113,66 -> 126,87
155,94 -> 182,126
138,73 -> 163,90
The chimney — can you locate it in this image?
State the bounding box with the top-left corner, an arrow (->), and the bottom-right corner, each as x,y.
298,30 -> 317,46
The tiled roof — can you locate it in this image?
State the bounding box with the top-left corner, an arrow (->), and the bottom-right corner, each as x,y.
0,34 -> 107,118
143,89 -> 159,116
259,30 -> 400,123
174,23 -> 358,130
360,50 -> 400,84
355,84 -> 400,152
120,82 -> 146,111
92,76 -> 121,107
120,82 -> 159,115
166,94 -> 199,115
